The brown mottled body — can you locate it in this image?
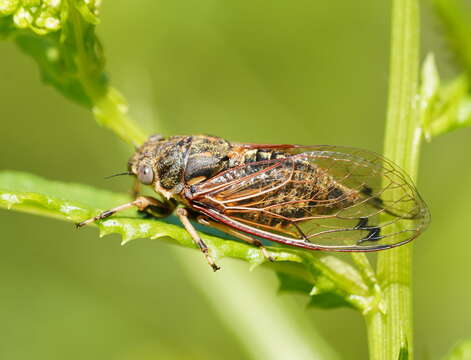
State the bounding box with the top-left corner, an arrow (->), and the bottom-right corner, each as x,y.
129,135 -> 358,223
78,134 -> 430,271
128,135 -> 232,196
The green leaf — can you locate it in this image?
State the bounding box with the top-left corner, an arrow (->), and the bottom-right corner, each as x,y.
431,0 -> 471,79
443,340 -> 471,360
421,74 -> 471,139
277,272 -> 313,294
420,53 -> 440,134
419,2 -> 471,140
277,255 -> 370,310
0,0 -> 100,35
398,341 -> 409,360
419,55 -> 471,139
0,0 -> 146,146
277,271 -> 353,309
308,293 -> 353,310
428,77 -> 471,138
14,31 -> 94,106
0,170 -> 377,311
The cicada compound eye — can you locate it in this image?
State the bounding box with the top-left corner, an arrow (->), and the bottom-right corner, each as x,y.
138,164 -> 154,185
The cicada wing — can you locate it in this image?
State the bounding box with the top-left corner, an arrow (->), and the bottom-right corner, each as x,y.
189,145 -> 430,251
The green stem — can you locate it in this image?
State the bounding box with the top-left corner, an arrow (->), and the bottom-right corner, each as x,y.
367,0 -> 421,359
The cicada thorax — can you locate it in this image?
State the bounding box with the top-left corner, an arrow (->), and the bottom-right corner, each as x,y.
129,135 -> 234,198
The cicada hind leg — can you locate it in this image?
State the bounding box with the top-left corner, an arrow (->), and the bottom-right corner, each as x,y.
197,216 -> 275,262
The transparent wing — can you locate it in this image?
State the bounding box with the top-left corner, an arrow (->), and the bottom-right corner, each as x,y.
187,145 -> 430,251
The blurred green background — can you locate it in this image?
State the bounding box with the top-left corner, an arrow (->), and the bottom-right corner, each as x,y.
1,0 -> 470,359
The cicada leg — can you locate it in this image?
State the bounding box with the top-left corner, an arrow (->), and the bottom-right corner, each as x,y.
75,196 -> 175,228
197,216 -> 275,262
131,178 -> 141,199
131,179 -> 178,219
176,208 -> 220,272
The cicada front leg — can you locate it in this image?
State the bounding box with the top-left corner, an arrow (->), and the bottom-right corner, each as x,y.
197,216 -> 275,262
131,178 -> 178,219
76,195 -> 176,228
131,178 -> 141,199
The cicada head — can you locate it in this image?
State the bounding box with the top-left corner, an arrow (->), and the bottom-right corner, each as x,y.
128,134 -> 193,198
129,134 -> 233,199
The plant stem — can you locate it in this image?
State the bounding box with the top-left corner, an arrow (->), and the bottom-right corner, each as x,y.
367,0 -> 421,359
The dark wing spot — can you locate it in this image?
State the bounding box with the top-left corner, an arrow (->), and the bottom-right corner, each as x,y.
357,227 -> 381,244
361,185 -> 373,196
354,217 -> 368,229
327,187 -> 344,200
361,185 -> 384,205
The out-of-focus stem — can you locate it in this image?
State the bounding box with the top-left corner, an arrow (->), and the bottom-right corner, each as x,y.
177,250 -> 340,360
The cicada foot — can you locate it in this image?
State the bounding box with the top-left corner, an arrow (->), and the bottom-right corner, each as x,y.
195,237 -> 221,272
258,245 -> 276,263
197,216 -> 275,263
176,208 -> 221,272
75,196 -> 166,228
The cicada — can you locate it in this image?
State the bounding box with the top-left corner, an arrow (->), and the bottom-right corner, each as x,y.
77,135 -> 430,271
